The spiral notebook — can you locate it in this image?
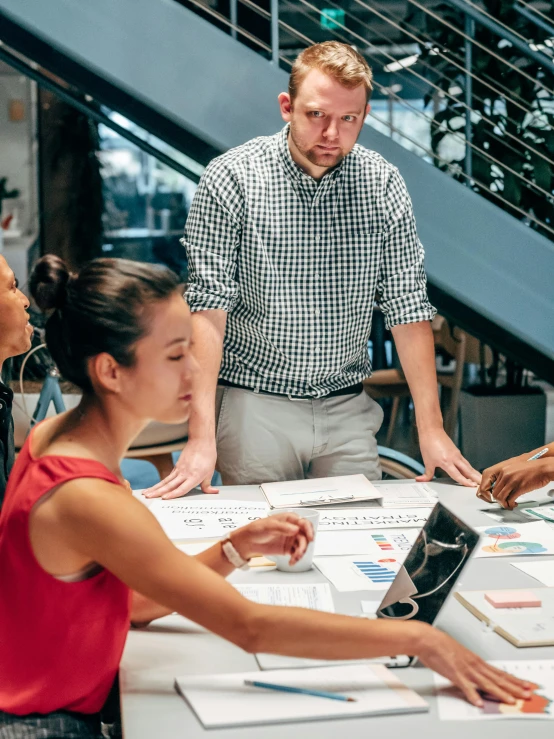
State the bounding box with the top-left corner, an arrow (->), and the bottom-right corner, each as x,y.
174,664 -> 428,728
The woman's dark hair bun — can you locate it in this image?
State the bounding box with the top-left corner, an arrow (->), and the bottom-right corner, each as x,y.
28,255 -> 181,394
29,254 -> 73,312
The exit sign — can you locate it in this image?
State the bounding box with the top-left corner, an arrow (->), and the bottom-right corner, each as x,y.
320,8 -> 345,30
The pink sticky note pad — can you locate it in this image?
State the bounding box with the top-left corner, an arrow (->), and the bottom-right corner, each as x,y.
485,591 -> 542,609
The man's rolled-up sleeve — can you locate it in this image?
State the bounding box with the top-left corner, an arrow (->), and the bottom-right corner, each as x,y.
183,162 -> 243,313
376,167 -> 436,330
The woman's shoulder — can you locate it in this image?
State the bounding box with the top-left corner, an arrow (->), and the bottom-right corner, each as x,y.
29,412 -> 77,458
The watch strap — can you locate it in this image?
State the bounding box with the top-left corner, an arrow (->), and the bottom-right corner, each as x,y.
221,537 -> 250,570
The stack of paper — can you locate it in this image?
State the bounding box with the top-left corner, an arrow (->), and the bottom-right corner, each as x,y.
175,664 -> 428,728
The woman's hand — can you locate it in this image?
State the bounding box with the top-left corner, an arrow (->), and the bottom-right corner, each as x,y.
231,513 -> 314,566
476,452 -> 528,505
477,456 -> 554,509
418,628 -> 532,706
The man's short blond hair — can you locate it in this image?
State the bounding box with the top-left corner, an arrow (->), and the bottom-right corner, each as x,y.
289,42 -> 373,103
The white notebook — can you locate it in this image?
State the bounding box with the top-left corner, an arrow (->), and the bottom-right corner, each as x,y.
175,664 -> 428,728
260,474 -> 382,509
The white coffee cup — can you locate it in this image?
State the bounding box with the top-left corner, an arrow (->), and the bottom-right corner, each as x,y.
266,508 -> 320,572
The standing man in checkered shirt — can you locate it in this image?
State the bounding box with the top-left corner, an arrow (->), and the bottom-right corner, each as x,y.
145,41 -> 481,500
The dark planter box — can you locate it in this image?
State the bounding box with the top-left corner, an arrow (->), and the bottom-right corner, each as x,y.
460,387 -> 546,471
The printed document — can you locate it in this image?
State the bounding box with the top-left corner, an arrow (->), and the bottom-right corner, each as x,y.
260,474 -> 381,508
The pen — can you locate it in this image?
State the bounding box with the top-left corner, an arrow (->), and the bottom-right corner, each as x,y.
490,448 -> 549,497
244,680 -> 357,702
527,448 -> 549,461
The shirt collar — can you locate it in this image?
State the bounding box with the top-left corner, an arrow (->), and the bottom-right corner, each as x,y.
276,124 -> 345,186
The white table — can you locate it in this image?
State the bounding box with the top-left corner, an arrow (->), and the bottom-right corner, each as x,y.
120,481 -> 554,737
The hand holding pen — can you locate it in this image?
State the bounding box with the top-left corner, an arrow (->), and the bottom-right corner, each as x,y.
476,446 -> 554,509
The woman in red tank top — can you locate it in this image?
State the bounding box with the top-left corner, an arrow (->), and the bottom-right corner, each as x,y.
0,256 -> 530,738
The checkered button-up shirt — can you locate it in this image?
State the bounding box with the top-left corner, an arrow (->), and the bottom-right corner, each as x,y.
184,125 -> 436,398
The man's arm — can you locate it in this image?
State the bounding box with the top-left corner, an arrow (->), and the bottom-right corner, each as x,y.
144,310 -> 226,499
376,167 -> 479,486
144,158 -> 242,498
392,321 -> 480,485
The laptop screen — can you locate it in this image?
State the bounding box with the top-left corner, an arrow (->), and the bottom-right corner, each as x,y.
377,502 -> 479,625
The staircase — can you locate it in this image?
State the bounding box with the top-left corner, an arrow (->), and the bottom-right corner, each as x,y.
1,0 -> 553,379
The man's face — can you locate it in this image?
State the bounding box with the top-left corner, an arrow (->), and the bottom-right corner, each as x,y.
279,68 -> 369,175
0,256 -> 32,364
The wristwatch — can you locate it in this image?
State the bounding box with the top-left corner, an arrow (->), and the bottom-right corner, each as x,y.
221,536 -> 251,570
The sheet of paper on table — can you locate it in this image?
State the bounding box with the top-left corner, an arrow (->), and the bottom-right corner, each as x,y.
175,664 -> 428,728
317,507 -> 432,531
373,482 -> 439,508
435,660 -> 554,719
512,561 -> 554,587
260,474 -> 381,509
147,498 -> 268,540
361,600 -> 382,616
483,503 -> 554,526
233,583 -> 335,612
473,521 -> 554,558
481,484 -> 554,524
314,528 -> 418,557
314,556 -> 402,592
520,505 -> 554,524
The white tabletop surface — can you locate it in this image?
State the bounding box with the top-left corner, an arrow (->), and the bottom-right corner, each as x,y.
120,480 -> 554,737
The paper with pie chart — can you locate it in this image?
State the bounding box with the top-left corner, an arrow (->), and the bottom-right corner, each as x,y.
435,660 -> 554,719
473,521 -> 554,558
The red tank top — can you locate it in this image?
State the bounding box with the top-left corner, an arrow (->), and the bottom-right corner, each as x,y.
0,427 -> 131,715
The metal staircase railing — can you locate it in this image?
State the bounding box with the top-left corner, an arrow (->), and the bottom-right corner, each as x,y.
180,0 -> 554,240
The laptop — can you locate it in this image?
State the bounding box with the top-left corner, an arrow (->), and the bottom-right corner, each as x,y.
255,502 -> 479,670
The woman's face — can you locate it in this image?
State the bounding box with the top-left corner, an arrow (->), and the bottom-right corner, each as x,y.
0,256 -> 33,365
118,291 -> 197,426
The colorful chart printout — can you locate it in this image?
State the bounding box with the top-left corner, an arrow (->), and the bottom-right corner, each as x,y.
473,522 -> 554,558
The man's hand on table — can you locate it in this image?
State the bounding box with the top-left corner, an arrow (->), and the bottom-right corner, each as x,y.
417,427 -> 481,487
143,438 -> 218,499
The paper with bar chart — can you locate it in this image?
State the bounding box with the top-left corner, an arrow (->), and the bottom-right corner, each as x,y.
314,556 -> 402,592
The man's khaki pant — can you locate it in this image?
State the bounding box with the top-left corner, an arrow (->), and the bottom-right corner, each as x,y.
215,386 -> 384,485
